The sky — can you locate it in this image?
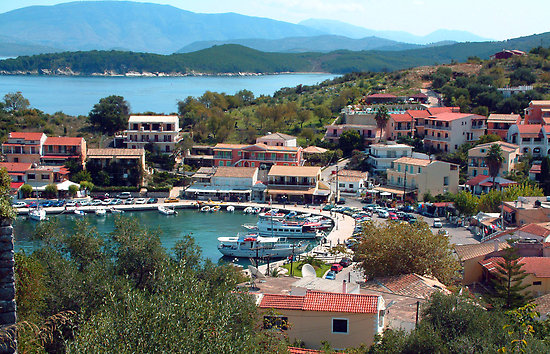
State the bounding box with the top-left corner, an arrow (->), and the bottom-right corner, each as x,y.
1,0 -> 548,41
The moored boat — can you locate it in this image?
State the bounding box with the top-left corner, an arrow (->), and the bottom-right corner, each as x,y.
74,209 -> 85,216
158,205 -> 177,215
29,208 -> 47,221
200,206 -> 211,212
226,205 -> 235,212
211,205 -> 221,212
95,208 -> 107,216
217,234 -> 307,258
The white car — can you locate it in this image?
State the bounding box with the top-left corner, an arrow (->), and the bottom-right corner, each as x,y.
12,201 -> 27,208
135,198 -> 147,204
65,200 -> 77,207
432,218 -> 443,228
377,210 -> 389,218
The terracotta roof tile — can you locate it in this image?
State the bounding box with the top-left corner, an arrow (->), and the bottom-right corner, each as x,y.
393,157 -> 432,166
213,166 -> 257,178
0,162 -> 32,172
8,132 -> 45,140
259,294 -> 305,310
367,93 -> 396,98
259,291 -> 380,314
406,109 -> 430,118
516,124 -> 542,137
427,112 -> 482,122
268,165 -> 320,177
517,223 -> 550,238
481,257 -> 550,278
454,242 -> 509,261
44,137 -> 83,146
258,132 -> 296,141
487,114 -> 521,123
427,107 -> 459,115
391,114 -> 414,123
374,274 -> 447,299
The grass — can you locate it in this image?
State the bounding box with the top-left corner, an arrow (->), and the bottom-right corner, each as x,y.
281,261 -> 331,277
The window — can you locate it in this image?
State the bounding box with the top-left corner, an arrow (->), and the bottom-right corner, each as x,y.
349,184 -> 353,188
27,174 -> 35,180
219,161 -> 224,166
332,318 -> 348,334
418,167 -> 422,173
41,174 -> 49,180
533,281 -> 542,286
443,176 -> 449,186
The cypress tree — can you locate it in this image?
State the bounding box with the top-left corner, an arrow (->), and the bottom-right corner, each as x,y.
489,244 -> 531,309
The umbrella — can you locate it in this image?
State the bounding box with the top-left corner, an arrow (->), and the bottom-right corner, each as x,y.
380,192 -> 392,196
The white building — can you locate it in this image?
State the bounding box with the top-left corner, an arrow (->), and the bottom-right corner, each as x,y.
367,142 -> 413,173
335,170 -> 369,194
256,132 -> 297,147
124,115 -> 181,153
184,166 -> 259,201
507,124 -> 550,157
424,113 -> 486,153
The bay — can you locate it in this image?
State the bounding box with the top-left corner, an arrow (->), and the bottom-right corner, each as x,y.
0,73 -> 337,116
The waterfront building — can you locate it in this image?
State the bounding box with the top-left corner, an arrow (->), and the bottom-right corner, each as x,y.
486,114 -> 521,140
41,136 -> 86,167
266,165 -> 330,204
423,112 -> 487,153
1,132 -> 47,164
124,115 -> 181,153
467,141 -> 521,178
385,157 -> 459,200
86,148 -> 146,186
258,290 -> 385,350
367,142 -> 413,174
184,166 -> 259,201
213,143 -> 303,168
502,197 -> 550,226
334,170 -> 368,194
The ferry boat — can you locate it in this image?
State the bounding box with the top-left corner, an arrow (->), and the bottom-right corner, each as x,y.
255,211 -> 329,238
217,234 -> 307,258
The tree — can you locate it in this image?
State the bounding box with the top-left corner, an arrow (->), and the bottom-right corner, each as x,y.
477,134 -> 502,145
374,105 -> 390,142
3,91 -> 30,112
0,168 -> 15,219
539,156 -> 550,195
339,130 -> 363,156
88,95 -> 130,134
44,184 -> 58,199
20,183 -> 33,198
454,191 -> 479,216
354,220 -> 460,284
488,244 -> 531,309
485,143 -> 504,190
68,184 -> 79,198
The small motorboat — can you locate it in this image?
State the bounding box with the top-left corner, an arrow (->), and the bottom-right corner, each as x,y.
226,205 -> 235,212
243,206 -> 261,214
158,205 -> 177,215
242,223 -> 258,231
200,206 -> 211,212
109,208 -> 124,214
95,208 -> 107,216
211,205 -> 221,212
29,208 -> 47,221
74,209 -> 85,216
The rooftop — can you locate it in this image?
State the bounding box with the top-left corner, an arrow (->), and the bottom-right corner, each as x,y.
471,141 -> 519,152
259,290 -> 380,314
128,115 -> 178,123
257,132 -> 296,141
44,136 -> 84,146
390,113 -> 414,122
487,114 -> 521,123
366,93 -> 397,98
481,257 -> 550,278
213,143 -> 249,150
454,242 -> 509,261
364,274 -> 448,299
0,162 -> 33,172
213,166 -> 257,178
427,112 -> 481,122
393,157 -> 432,167
530,100 -> 550,106
268,165 -> 320,178
370,142 -> 413,149
7,132 -> 45,141
302,146 -> 328,154
427,107 -> 459,115
87,148 -> 145,157
406,109 -> 430,118
516,124 -> 542,137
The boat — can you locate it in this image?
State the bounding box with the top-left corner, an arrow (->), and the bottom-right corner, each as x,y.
29,208 -> 47,221
109,208 -> 124,214
242,223 -> 258,231
211,205 -> 221,212
243,206 -> 261,214
255,212 -> 329,238
158,205 -> 177,215
74,209 -> 85,216
200,206 -> 211,212
226,205 -> 235,212
95,208 -> 107,216
217,234 -> 307,258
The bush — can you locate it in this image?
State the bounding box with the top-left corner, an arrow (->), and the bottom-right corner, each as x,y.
44,184 -> 58,199
21,184 -> 33,198
68,184 -> 79,197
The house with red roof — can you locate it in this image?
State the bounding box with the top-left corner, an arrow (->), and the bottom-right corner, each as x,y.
258,290 -> 385,350
465,175 -> 518,195
387,113 -> 414,140
1,132 -> 47,164
524,100 -> 550,125
486,114 -> 521,140
41,136 -> 86,167
424,112 -> 487,153
490,49 -> 526,60
365,93 -> 398,104
212,143 -> 303,168
507,124 -> 548,157
467,141 -> 521,179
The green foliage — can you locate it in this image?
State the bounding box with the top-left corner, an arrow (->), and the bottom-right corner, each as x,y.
68,184 -> 79,197
339,130 -> 364,156
540,156 -> 550,195
454,190 -> 479,216
43,184 -> 58,199
20,184 -> 33,198
485,143 -> 505,187
88,95 -> 130,134
3,91 -> 30,112
374,105 -> 390,139
0,168 -> 15,219
354,220 -> 460,284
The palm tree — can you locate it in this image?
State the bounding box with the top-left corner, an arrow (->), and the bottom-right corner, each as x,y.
485,143 -> 504,190
375,105 -> 390,142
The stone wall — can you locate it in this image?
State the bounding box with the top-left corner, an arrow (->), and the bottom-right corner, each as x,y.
0,218 -> 15,354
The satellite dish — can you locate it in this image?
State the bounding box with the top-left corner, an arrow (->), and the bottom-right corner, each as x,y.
248,265 -> 265,279
301,264 -> 317,278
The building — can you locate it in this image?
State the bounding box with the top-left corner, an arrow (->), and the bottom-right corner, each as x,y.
497,86 -> 533,98
367,142 -> 413,174
454,242 -> 510,285
365,93 -> 398,104
183,145 -> 214,168
86,148 -> 146,186
467,141 -> 521,179
124,115 -> 181,153
502,197 -> 550,227
408,93 -> 429,104
386,157 -> 459,201
424,112 -> 487,153
490,49 -> 526,60
507,124 -> 548,157
256,132 -> 297,147
25,165 -> 70,188
41,136 -> 86,167
386,113 -> 414,140
184,166 -> 260,201
486,114 -> 522,140
525,100 -> 550,125
481,257 -> 550,297
1,132 -> 47,164
465,175 -> 518,195
213,143 -> 303,168
258,290 -> 385,350
267,165 -> 330,204
334,170 -> 368,194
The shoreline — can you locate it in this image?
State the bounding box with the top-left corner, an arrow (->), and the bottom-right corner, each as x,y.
0,70 -> 334,78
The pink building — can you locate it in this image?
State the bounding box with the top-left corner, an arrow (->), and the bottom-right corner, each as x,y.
387,114 -> 414,140
1,132 -> 47,164
213,143 -> 303,168
525,100 -> 550,125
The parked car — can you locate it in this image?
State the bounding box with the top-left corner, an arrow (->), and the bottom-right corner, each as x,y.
12,201 -> 27,208
147,197 -> 158,204
124,198 -> 134,205
65,201 -> 77,207
377,210 -> 389,218
399,205 -> 415,213
336,198 -> 346,205
135,198 -> 147,204
110,199 -> 123,205
117,192 -> 132,199
330,263 -> 344,273
388,212 -> 399,221
432,218 -> 443,228
408,217 -> 417,224
339,258 -> 352,267
322,204 -> 335,211
164,197 -> 179,203
91,199 -> 102,206
325,271 -> 336,280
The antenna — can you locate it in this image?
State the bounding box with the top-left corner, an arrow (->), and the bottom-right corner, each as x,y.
247,265 -> 264,291
302,264 -> 316,278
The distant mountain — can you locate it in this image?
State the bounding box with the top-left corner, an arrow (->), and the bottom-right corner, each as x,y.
299,19 -> 492,44
0,1 -> 324,55
177,35 -> 422,53
0,35 -> 61,57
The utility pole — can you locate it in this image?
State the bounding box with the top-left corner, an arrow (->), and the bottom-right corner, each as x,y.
403,167 -> 407,202
290,243 -> 295,276
335,165 -> 339,203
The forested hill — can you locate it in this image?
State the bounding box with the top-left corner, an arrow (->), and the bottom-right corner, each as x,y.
2,31 -> 550,75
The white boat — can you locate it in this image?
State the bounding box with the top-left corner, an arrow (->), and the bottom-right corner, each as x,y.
200,206 -> 211,212
243,206 -> 261,214
242,223 -> 258,231
217,234 -> 307,258
74,209 -> 85,216
226,205 -> 235,212
158,205 -> 177,215
95,208 -> 107,216
109,208 -> 124,214
211,205 -> 221,212
29,208 -> 47,221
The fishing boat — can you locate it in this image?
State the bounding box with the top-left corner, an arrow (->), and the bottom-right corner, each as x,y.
200,206 -> 211,212
29,208 -> 47,221
226,205 -> 235,212
95,208 -> 107,216
158,205 -> 177,215
74,209 -> 85,216
217,234 -> 307,258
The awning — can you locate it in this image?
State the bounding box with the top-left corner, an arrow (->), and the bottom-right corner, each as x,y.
267,188 -> 315,196
185,186 -> 251,194
374,186 -> 411,196
56,180 -> 80,191
41,155 -> 80,159
503,205 -> 514,213
380,192 -> 392,196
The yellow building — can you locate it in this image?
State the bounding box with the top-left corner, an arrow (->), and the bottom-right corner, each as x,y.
481,257 -> 550,297
258,290 -> 385,350
454,242 -> 510,285
467,141 -> 521,179
386,157 -> 459,201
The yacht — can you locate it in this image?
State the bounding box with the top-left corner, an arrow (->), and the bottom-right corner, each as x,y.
217,234 -> 307,258
29,208 -> 47,221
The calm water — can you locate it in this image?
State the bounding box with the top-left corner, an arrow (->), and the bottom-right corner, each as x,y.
0,74 -> 336,115
13,209 -> 319,264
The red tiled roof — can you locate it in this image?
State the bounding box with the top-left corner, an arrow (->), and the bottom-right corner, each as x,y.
409,93 -> 428,98
288,348 -> 322,354
259,294 -> 304,310
481,257 -> 550,278
517,223 -> 550,238
390,114 -> 413,122
465,175 -> 488,186
530,164 -> 541,174
406,109 -> 430,118
427,112 -> 480,122
44,137 -> 83,146
0,162 -> 32,172
259,291 -> 379,314
10,182 -> 24,190
433,202 -> 453,207
8,132 -> 45,140
367,93 -> 396,98
517,124 -> 542,137
427,107 -> 459,115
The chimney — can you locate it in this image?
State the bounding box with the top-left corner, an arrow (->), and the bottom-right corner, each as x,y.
342,280 -> 347,294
